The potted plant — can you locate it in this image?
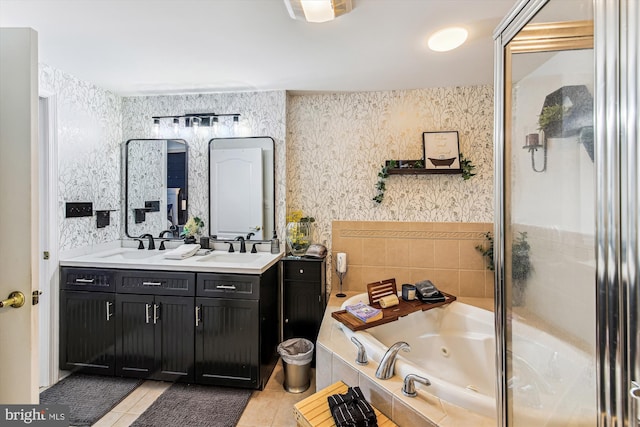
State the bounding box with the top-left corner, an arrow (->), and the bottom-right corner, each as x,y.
180,216 -> 204,244
285,210 -> 315,256
476,231 -> 532,306
538,104 -> 567,138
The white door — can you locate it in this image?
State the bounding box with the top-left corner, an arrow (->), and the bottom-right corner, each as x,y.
210,148 -> 263,239
0,28 -> 40,404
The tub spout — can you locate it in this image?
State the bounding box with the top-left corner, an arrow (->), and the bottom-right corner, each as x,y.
402,374 -> 431,397
375,341 -> 410,380
350,337 -> 368,365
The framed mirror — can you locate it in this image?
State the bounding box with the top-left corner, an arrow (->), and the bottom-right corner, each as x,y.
125,138 -> 188,239
208,137 -> 274,241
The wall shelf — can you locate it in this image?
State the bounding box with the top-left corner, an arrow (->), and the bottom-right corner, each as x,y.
384,159 -> 462,175
387,168 -> 462,175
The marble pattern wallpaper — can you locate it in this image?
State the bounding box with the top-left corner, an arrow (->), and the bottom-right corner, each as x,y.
286,86 -> 495,248
39,64 -> 122,251
121,91 -> 287,242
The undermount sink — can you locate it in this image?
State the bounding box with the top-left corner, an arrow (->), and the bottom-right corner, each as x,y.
99,250 -> 160,260
196,253 -> 265,263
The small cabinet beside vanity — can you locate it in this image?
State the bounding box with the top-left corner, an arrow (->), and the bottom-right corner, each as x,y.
281,256 -> 327,344
59,263 -> 279,389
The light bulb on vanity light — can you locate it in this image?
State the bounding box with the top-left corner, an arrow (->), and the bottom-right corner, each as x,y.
173,117 -> 180,135
192,117 -> 201,136
233,115 -> 240,135
212,116 -> 219,136
152,118 -> 160,136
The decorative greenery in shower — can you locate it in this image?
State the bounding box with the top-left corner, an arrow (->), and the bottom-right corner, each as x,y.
476,231 -> 533,305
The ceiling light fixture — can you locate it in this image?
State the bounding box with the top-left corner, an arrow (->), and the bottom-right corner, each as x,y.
428,27 -> 468,52
284,0 -> 353,23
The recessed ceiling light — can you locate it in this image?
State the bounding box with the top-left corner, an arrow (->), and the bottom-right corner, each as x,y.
428,27 -> 468,52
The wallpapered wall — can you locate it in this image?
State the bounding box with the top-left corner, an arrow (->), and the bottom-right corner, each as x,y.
121,91 -> 287,242
42,60 -> 494,257
125,139 -> 165,237
286,86 -> 495,248
39,64 -> 122,251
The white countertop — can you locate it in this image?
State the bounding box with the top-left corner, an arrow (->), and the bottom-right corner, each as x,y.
60,246 -> 284,274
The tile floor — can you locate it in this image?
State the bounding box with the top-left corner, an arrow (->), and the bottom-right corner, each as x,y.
90,359 -> 316,427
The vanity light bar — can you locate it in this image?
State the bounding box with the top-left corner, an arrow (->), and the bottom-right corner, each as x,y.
151,113 -> 240,128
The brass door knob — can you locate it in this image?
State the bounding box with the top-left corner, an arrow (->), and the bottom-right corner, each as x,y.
0,291 -> 25,308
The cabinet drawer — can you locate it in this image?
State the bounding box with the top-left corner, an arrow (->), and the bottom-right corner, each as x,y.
116,270 -> 195,296
197,273 -> 260,299
61,267 -> 117,292
283,259 -> 323,282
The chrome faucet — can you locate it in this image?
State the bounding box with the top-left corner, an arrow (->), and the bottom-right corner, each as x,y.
235,236 -> 246,253
375,341 -> 410,379
402,374 -> 431,397
139,233 -> 155,250
350,337 -> 368,365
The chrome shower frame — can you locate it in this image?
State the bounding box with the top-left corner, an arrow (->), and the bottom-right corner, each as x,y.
493,0 -> 639,426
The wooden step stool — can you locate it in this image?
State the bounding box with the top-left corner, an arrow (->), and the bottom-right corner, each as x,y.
293,381 -> 397,427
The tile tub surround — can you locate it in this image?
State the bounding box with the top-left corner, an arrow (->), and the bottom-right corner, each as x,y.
316,292 -> 495,427
331,221 -> 494,298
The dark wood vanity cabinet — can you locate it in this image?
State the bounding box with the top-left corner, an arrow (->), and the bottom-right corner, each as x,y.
195,266 -> 279,389
60,264 -> 279,389
282,257 -> 327,344
59,268 -> 117,375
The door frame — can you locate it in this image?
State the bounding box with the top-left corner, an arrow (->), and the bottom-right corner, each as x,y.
38,92 -> 59,387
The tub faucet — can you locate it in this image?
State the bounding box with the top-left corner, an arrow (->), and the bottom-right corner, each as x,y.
350,337 -> 368,365
375,341 -> 410,379
402,374 -> 431,397
139,233 -> 155,250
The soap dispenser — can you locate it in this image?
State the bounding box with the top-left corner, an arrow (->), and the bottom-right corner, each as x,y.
270,231 -> 280,254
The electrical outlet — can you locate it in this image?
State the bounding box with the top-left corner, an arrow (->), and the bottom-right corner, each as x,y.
66,202 -> 93,218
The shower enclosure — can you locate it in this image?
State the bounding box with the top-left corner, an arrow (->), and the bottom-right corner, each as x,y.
494,0 -> 639,426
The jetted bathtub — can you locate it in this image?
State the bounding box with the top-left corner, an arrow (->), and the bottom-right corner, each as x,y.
339,294 -> 596,426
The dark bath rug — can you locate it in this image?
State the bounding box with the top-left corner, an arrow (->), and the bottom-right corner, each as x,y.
130,383 -> 252,427
39,374 -> 143,426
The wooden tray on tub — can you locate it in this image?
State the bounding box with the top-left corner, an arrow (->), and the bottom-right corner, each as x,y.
332,288 -> 456,332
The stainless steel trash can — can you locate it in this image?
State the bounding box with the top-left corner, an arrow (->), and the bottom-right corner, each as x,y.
277,338 -> 314,393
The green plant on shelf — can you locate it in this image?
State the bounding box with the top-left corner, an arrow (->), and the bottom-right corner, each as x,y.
460,153 -> 476,180
372,160 -> 395,204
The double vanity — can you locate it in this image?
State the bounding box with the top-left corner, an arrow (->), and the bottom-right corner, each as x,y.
59,245 -> 283,390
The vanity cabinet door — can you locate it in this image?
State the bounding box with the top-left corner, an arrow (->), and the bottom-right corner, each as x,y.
59,290 -> 115,375
115,294 -> 194,382
115,294 -> 155,378
195,297 -> 259,388
283,281 -> 324,341
154,295 -> 194,382
282,257 -> 326,343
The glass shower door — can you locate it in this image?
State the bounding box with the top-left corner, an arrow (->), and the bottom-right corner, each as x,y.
501,2 -> 596,425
